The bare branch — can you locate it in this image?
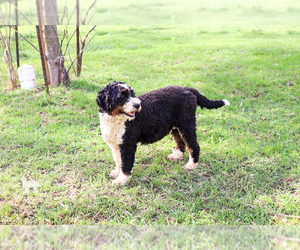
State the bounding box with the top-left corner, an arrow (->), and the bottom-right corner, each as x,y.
10,0 -> 33,25
36,25 -> 50,95
8,0 -> 11,25
87,9 -> 96,25
0,31 -> 9,66
0,28 -> 19,89
60,28 -> 67,48
8,23 -> 11,49
10,25 -> 41,54
0,5 -> 7,25
82,0 -> 97,25
67,25 -> 97,73
67,6 -> 76,25
65,29 -> 76,75
60,5 -> 67,25
82,25 -> 97,45
63,28 -> 76,56
0,30 -> 6,48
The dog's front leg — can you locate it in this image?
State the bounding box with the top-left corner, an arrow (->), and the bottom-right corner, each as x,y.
109,144 -> 122,178
112,143 -> 137,185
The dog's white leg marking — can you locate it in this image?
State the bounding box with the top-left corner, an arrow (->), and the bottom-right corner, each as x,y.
185,150 -> 198,170
168,127 -> 185,161
168,149 -> 184,161
109,144 -> 122,178
112,171 -> 131,185
99,113 -> 127,179
223,99 -> 230,106
175,129 -> 197,169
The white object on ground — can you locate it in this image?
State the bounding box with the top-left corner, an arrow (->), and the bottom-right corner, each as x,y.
18,64 -> 36,89
21,176 -> 41,194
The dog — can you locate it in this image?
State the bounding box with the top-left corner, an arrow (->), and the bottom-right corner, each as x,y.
96,81 -> 230,185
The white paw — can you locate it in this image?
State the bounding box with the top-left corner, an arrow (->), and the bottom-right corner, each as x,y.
112,172 -> 131,185
110,169 -> 120,179
168,149 -> 184,161
184,162 -> 198,170
223,99 -> 230,106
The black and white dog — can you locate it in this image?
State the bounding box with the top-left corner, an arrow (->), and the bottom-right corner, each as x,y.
96,82 -> 230,185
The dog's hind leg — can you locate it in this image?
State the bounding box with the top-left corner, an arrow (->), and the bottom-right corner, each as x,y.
185,146 -> 199,170
178,123 -> 200,170
168,128 -> 185,161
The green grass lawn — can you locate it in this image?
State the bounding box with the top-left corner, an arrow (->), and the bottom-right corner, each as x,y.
2,0 -> 300,25
0,24 -> 299,227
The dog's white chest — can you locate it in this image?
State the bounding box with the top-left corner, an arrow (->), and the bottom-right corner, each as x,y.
99,113 -> 125,145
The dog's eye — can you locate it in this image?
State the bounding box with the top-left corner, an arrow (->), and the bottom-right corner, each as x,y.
120,89 -> 128,97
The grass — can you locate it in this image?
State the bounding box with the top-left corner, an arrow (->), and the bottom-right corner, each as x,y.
1,24 -> 299,228
1,225 -> 300,249
1,0 -> 300,25
1,4 -> 300,249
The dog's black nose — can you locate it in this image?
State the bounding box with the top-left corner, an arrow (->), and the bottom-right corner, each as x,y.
134,103 -> 140,109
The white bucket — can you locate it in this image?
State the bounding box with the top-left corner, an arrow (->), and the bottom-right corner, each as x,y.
18,64 -> 36,89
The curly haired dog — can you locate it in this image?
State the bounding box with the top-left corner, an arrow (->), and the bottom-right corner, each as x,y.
96,82 -> 230,185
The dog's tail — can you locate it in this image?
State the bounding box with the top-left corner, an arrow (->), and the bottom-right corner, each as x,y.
186,87 -> 230,109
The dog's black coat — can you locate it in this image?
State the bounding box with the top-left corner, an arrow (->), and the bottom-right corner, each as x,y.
96,82 -> 228,178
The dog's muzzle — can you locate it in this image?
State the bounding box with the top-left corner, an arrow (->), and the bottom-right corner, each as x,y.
121,98 -> 141,117
120,111 -> 136,117
133,103 -> 140,110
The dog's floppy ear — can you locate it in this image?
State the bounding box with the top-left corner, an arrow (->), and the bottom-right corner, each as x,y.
96,89 -> 109,113
128,86 -> 136,97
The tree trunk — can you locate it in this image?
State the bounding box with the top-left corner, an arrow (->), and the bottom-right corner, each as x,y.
43,0 -> 70,86
43,0 -> 59,25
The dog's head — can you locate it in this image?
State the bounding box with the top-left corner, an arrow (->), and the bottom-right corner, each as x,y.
96,82 -> 141,120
